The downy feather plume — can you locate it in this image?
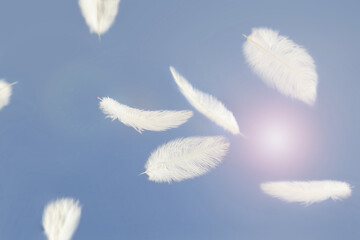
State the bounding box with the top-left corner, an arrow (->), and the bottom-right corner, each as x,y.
170,66 -> 241,135
79,0 -> 120,38
42,198 -> 82,240
143,136 -> 230,183
98,97 -> 193,133
261,181 -> 352,205
0,79 -> 16,110
243,28 -> 318,105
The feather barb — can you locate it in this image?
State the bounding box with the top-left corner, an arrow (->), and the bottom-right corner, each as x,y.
242,34 -> 291,69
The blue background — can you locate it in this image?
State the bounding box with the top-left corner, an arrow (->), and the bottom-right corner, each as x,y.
0,0 -> 359,239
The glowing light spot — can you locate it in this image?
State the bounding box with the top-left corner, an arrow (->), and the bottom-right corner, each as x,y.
261,125 -> 291,154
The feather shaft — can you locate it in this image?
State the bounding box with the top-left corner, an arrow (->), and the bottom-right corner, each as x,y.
242,34 -> 291,69
79,0 -> 120,37
243,28 -> 318,105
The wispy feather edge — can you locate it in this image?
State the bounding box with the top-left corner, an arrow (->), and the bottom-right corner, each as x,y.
144,136 -> 230,183
78,0 -> 120,37
261,181 -> 352,205
170,66 -> 241,135
243,27 -> 318,105
42,198 -> 82,240
0,79 -> 15,110
99,97 -> 193,133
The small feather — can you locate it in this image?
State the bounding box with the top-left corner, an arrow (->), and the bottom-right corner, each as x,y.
42,198 -> 82,240
170,66 -> 241,135
99,97 -> 193,133
144,136 -> 230,183
261,181 -> 352,205
79,0 -> 120,37
0,79 -> 15,110
243,28 -> 318,105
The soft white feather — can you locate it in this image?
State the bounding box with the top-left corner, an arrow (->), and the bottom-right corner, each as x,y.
243,28 -> 318,105
261,181 -> 352,205
170,66 -> 241,135
143,136 -> 230,183
79,0 -> 120,37
0,79 -> 14,110
99,97 -> 193,133
42,198 -> 82,240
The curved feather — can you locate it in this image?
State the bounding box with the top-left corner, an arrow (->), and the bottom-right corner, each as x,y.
243,28 -> 318,105
42,198 -> 82,240
0,79 -> 15,110
79,0 -> 120,37
99,97 -> 193,133
170,66 -> 241,135
144,136 -> 230,183
261,181 -> 352,205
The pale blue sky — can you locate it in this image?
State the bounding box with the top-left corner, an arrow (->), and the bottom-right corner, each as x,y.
0,0 -> 360,239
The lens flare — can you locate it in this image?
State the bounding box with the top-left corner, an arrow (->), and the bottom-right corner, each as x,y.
235,99 -> 321,175
260,124 -> 293,157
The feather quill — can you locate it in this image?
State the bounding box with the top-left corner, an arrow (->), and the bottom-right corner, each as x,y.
79,0 -> 120,38
243,28 -> 318,105
261,181 -> 352,205
42,198 -> 82,240
170,66 -> 241,135
143,136 -> 230,183
99,97 -> 193,133
0,79 -> 16,110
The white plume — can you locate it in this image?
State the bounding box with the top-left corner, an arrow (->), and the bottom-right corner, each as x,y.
261,181 -> 352,205
42,198 -> 82,240
0,79 -> 15,110
79,0 -> 120,37
143,136 -> 230,183
99,97 -> 193,133
170,66 -> 241,135
243,28 -> 318,105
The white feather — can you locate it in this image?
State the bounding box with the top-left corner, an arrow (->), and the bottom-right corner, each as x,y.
99,97 -> 193,133
261,181 -> 352,205
42,198 -> 82,240
170,66 -> 241,135
0,79 -> 15,110
143,136 -> 230,183
243,28 -> 318,105
78,0 -> 120,37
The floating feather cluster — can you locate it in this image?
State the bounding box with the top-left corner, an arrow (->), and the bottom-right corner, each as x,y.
79,0 -> 121,37
0,79 -> 15,110
243,28 -> 318,105
261,181 -> 352,205
98,97 -> 193,133
98,67 -> 239,182
0,6 -> 355,237
42,198 -> 82,240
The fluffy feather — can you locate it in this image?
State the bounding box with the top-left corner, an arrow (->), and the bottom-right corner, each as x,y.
143,136 -> 230,183
78,0 -> 120,37
0,79 -> 15,110
42,198 -> 82,240
170,66 -> 241,135
243,28 -> 318,105
99,97 -> 193,133
261,181 -> 352,205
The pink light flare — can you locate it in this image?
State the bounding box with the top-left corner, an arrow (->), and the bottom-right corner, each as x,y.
235,99 -> 322,176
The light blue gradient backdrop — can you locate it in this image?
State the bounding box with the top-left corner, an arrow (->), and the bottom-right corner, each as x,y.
0,0 -> 359,239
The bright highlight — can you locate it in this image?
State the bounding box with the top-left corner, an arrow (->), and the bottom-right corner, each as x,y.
260,124 -> 292,156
